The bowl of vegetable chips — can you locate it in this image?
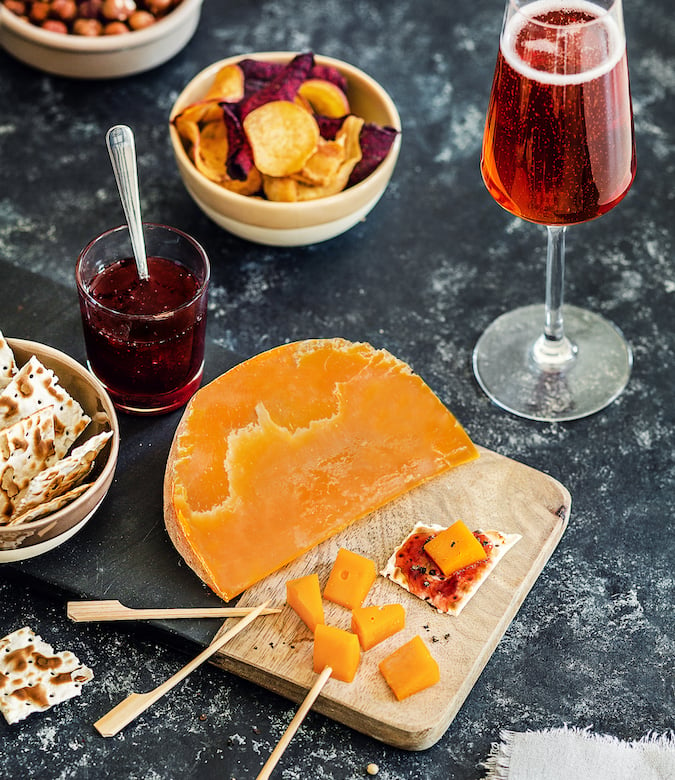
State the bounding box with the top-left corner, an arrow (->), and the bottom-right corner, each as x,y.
169,51 -> 401,246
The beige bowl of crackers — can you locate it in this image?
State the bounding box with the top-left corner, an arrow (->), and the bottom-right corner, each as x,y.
169,51 -> 402,246
0,0 -> 202,79
0,336 -> 119,562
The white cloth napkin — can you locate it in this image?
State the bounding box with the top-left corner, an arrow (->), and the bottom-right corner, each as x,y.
482,727 -> 675,780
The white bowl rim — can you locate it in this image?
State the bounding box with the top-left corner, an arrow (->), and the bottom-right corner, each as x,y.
0,0 -> 202,53
170,50 -> 402,215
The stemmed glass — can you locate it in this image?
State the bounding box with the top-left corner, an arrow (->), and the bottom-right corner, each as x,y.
473,0 -> 636,421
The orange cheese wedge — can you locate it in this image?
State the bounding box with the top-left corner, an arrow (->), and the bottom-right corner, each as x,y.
164,338 -> 479,601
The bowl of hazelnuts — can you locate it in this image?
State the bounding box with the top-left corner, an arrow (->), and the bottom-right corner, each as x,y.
0,0 -> 203,78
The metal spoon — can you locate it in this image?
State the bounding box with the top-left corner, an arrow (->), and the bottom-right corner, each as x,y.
105,124 -> 149,281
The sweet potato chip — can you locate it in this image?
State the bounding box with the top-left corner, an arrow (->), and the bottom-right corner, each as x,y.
298,78 -> 350,118
261,175 -> 299,202
220,167 -> 263,196
243,100 -> 319,177
204,63 -> 245,102
294,114 -> 363,200
193,119 -> 230,182
292,137 -> 345,186
265,115 -> 364,202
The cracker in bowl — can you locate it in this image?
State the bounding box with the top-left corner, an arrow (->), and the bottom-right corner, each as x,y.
0,331 -> 111,527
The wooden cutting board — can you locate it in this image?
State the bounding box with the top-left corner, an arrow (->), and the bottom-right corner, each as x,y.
209,446 -> 570,750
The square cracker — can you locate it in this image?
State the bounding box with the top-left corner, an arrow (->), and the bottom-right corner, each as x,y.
0,355 -> 90,458
0,626 -> 94,724
9,430 -> 112,523
0,409 -> 57,522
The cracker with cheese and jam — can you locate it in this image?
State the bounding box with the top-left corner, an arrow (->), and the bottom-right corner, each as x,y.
381,520 -> 521,616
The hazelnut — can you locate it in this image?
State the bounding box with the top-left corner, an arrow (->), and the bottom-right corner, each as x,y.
50,0 -> 77,21
102,0 -> 135,20
72,16 -> 102,34
103,19 -> 129,33
29,1 -> 51,22
128,9 -> 154,28
41,17 -> 68,32
77,0 -> 103,19
3,0 -> 26,15
144,0 -> 172,15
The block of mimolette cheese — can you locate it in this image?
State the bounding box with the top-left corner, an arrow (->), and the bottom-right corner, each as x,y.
163,338 -> 478,601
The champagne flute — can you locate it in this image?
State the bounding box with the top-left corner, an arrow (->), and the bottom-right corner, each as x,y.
473,0 -> 636,421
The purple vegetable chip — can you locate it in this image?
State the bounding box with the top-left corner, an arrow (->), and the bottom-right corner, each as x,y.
316,115 -> 344,141
220,102 -> 255,180
308,63 -> 348,94
240,52 -> 315,119
238,58 -> 285,96
348,123 -> 399,186
315,117 -> 398,186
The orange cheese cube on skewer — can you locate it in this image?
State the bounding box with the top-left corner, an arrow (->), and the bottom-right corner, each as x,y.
313,624 -> 361,683
423,519 -> 487,576
164,338 -> 479,601
351,604 -> 405,651
323,548 -> 377,610
286,573 -> 325,632
379,635 -> 440,700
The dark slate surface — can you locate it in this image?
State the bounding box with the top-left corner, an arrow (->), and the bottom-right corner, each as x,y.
1,0 -> 674,778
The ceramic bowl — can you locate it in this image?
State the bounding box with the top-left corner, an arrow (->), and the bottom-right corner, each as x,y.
0,0 -> 203,79
0,339 -> 119,562
169,51 -> 402,246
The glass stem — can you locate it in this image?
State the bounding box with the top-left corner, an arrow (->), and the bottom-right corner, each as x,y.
532,225 -> 577,369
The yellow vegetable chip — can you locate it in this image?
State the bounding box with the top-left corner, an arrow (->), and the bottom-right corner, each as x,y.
193,119 -> 230,182
203,63 -> 245,102
243,100 -> 320,177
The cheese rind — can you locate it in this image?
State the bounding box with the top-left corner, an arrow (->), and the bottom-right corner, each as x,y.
164,338 -> 479,601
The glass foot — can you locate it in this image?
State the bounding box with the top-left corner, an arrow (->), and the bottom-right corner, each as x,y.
472,304 -> 632,422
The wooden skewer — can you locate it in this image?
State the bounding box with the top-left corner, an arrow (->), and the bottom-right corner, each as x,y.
67,599 -> 280,623
94,600 -> 271,738
256,666 -> 333,780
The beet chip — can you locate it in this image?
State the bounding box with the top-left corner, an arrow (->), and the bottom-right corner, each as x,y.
238,58 -> 285,96
220,103 -> 255,181
308,64 -> 348,94
240,52 -> 315,119
348,123 -> 398,186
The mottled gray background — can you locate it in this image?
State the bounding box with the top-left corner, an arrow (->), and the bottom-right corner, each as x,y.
0,0 -> 673,777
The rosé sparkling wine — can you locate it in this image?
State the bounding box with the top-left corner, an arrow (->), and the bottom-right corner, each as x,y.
472,0 -> 635,422
481,0 -> 636,225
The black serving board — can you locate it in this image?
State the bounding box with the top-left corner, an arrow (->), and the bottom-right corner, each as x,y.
1,259 -> 245,651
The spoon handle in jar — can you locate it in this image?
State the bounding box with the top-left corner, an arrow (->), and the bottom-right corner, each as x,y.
106,124 -> 149,281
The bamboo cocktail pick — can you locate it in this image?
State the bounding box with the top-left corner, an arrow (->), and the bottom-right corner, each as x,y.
256,665 -> 333,780
68,599 -> 280,623
94,600 -> 271,738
